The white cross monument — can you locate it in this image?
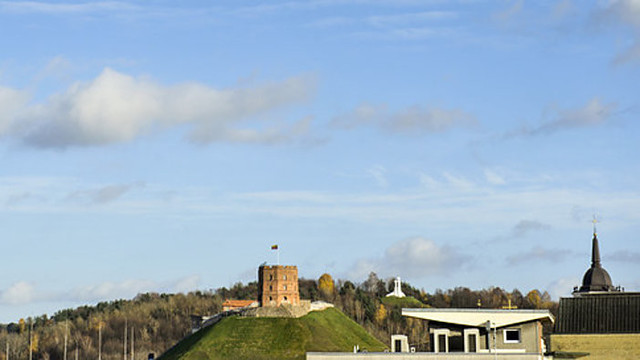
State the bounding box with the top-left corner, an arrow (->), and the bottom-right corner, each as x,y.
386,277 -> 406,298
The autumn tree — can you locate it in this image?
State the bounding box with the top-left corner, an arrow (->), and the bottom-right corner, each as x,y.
318,273 -> 335,301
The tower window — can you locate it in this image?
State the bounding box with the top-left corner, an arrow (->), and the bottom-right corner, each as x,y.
269,274 -> 273,280
283,275 -> 287,280
269,285 -> 273,291
283,285 -> 287,290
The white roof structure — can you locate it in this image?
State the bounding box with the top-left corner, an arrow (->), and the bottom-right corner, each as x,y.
402,308 -> 554,328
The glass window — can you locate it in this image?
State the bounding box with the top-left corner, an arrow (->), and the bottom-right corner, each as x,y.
283,275 -> 287,280
504,329 -> 521,343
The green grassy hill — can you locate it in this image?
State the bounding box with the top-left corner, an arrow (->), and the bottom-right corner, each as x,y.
158,308 -> 387,360
381,295 -> 427,308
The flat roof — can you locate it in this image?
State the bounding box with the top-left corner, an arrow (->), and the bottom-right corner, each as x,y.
402,308 -> 554,328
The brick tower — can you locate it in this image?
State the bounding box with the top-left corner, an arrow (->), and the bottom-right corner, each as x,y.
258,265 -> 300,307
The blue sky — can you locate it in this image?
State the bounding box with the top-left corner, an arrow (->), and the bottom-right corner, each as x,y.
0,0 -> 639,322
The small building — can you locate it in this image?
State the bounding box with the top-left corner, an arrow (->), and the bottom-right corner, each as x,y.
222,299 -> 258,311
258,264 -> 300,307
550,229 -> 640,359
402,308 -> 554,355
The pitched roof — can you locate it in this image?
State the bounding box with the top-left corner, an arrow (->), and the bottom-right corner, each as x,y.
222,299 -> 257,308
556,293 -> 640,334
402,308 -> 554,328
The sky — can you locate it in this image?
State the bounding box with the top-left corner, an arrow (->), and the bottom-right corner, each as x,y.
0,0 -> 639,323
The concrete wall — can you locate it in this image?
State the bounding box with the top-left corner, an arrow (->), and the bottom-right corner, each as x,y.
494,322 -> 540,353
307,353 -> 545,360
551,333 -> 640,360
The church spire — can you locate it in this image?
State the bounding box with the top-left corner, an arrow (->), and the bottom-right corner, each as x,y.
574,217 -> 618,295
591,216 -> 601,268
591,232 -> 601,268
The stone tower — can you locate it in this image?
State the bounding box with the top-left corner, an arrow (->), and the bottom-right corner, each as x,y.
258,265 -> 300,307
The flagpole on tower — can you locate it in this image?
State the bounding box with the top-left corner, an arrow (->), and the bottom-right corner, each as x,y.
271,244 -> 280,265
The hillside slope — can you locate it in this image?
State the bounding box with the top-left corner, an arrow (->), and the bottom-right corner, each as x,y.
158,307 -> 387,360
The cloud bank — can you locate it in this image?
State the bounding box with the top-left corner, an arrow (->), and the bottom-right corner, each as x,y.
2,68 -> 315,148
350,237 -> 470,280
0,275 -> 200,305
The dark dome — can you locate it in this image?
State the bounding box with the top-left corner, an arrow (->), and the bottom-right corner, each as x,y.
579,266 -> 614,292
574,232 -> 619,294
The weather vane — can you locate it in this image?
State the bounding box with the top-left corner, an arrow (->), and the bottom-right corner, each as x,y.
592,214 -> 599,235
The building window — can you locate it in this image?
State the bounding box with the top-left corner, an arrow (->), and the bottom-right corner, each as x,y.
269,274 -> 273,280
269,285 -> 273,291
284,296 -> 288,302
269,296 -> 273,301
283,285 -> 287,290
504,329 -> 521,343
283,275 -> 287,280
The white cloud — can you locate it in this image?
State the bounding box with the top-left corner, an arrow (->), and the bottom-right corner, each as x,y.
442,172 -> 474,190
332,102 -> 476,135
0,86 -> 29,135
547,276 -> 579,299
0,282 -> 36,305
350,237 -> 470,280
484,169 -> 506,185
0,276 -> 202,305
3,68 -> 315,148
367,165 -> 388,187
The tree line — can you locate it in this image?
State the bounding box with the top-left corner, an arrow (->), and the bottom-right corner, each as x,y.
0,273 -> 557,359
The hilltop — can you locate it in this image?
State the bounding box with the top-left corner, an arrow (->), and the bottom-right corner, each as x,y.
158,307 -> 387,360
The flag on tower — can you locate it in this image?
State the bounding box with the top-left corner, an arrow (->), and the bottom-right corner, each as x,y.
271,244 -> 278,250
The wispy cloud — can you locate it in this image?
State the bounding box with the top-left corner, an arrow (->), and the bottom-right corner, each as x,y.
511,220 -> 551,238
506,246 -> 573,266
332,102 -> 476,135
505,98 -> 617,137
0,1 -> 139,14
492,0 -> 524,23
1,68 -> 316,148
592,0 -> 640,65
367,165 -> 388,187
605,249 -> 640,263
66,182 -> 145,205
0,275 -> 201,305
349,237 -> 470,280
